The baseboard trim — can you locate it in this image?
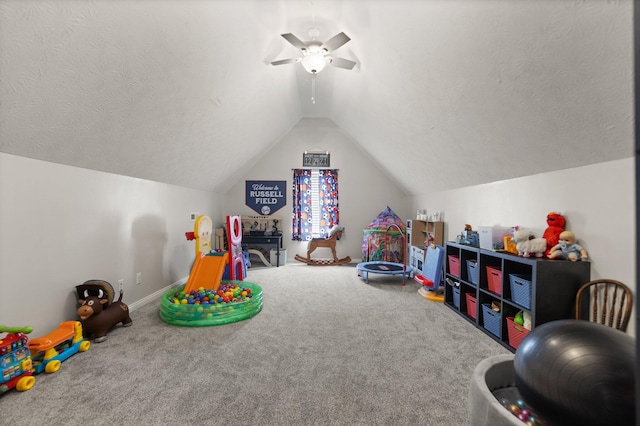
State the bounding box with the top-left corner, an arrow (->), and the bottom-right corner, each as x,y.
128,276 -> 188,312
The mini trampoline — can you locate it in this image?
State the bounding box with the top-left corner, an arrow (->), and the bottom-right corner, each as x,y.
357,222 -> 411,285
356,261 -> 413,284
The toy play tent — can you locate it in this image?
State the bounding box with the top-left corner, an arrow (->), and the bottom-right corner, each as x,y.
361,206 -> 406,263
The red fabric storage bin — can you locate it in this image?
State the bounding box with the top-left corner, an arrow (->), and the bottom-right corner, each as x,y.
448,255 -> 460,277
486,266 -> 502,295
465,293 -> 477,320
506,316 -> 530,349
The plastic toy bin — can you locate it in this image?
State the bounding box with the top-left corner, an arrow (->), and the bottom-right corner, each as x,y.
453,286 -> 461,309
466,260 -> 479,285
486,266 -> 502,295
466,293 -> 477,320
270,249 -> 287,266
506,317 -> 530,349
448,255 -> 460,277
509,274 -> 532,309
481,303 -> 501,338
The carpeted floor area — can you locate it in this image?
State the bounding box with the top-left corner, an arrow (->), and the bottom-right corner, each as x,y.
0,263 -> 509,425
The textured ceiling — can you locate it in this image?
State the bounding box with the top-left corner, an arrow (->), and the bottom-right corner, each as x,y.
0,0 -> 633,195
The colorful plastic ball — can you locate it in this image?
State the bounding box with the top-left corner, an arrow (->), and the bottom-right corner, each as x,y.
507,404 -> 520,415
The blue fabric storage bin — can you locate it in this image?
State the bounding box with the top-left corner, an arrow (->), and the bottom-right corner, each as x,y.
481,303 -> 501,338
509,274 -> 532,309
453,286 -> 461,308
466,260 -> 479,285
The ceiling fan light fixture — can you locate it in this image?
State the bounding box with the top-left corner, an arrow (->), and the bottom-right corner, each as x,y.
271,30 -> 355,75
301,53 -> 327,74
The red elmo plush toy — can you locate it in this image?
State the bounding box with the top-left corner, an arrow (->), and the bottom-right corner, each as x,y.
543,212 -> 566,256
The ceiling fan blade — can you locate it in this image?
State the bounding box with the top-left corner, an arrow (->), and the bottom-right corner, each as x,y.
281,33 -> 308,51
321,32 -> 350,52
328,57 -> 356,70
271,58 -> 301,66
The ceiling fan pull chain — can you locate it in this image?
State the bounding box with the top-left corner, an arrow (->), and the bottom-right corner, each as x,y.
311,74 -> 316,104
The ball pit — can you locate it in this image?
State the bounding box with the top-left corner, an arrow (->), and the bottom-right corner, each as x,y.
469,354 -> 544,426
159,281 -> 262,327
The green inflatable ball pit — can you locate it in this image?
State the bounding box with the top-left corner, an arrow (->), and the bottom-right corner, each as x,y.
159,281 -> 263,327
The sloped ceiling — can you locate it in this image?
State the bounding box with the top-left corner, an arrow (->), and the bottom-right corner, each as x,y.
0,0 -> 633,195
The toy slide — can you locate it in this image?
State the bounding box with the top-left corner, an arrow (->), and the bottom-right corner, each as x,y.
184,251 -> 229,294
416,244 -> 446,302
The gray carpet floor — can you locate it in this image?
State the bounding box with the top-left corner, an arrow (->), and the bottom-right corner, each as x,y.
1,263 -> 509,425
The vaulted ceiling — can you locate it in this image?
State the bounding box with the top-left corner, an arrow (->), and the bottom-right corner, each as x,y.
0,0 -> 633,195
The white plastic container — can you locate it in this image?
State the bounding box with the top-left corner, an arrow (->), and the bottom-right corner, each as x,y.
478,226 -> 511,250
270,249 -> 287,266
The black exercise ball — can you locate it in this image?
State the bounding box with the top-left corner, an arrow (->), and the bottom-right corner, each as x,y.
513,319 -> 635,426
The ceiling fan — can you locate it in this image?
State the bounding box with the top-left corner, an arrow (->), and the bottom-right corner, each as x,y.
271,28 -> 357,74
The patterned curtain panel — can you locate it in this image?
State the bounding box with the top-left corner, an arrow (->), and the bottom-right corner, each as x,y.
291,169 -> 339,241
292,169 -> 312,241
318,169 -> 340,235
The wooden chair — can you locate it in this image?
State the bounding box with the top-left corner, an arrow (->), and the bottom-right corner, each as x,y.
575,279 -> 633,332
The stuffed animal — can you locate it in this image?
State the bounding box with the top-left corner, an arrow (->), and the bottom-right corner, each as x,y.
542,212 -> 566,256
511,229 -> 547,258
548,231 -> 588,262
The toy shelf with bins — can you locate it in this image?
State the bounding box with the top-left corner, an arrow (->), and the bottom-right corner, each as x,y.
407,220 -> 444,276
444,241 -> 590,352
409,220 -> 444,248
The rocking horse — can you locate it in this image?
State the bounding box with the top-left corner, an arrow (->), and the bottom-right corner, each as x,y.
294,225 -> 352,266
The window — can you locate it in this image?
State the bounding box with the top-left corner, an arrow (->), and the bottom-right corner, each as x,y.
292,169 -> 339,241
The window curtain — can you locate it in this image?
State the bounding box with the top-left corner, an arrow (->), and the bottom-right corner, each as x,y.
292,169 -> 339,241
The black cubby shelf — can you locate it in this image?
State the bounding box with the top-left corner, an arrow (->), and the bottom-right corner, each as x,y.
444,241 -> 591,353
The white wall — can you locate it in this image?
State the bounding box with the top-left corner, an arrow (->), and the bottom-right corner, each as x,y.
224,118 -> 409,261
0,152 -> 221,337
409,157 -> 636,335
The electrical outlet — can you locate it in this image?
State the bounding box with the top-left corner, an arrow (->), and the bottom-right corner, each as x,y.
136,272 -> 142,285
190,212 -> 200,221
118,279 -> 124,291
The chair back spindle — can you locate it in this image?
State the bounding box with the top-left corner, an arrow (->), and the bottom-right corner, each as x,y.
577,279 -> 632,332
